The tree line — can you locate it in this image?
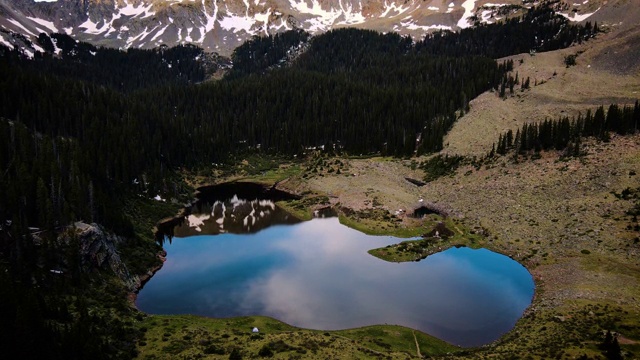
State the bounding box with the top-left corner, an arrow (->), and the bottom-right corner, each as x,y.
490,102 -> 640,158
0,28 -> 510,216
5,33 -> 215,92
415,2 -> 599,58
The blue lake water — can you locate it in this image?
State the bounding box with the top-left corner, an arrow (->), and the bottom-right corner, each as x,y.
137,216 -> 534,347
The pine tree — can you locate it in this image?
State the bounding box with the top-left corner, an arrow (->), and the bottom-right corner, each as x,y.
572,136 -> 582,157
496,134 -> 504,155
600,330 -> 623,360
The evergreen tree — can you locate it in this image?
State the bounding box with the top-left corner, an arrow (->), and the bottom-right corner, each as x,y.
600,330 -> 623,360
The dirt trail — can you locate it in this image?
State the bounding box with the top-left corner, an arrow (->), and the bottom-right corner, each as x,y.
412,331 -> 422,358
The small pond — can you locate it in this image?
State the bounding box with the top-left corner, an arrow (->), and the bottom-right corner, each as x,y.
138,190 -> 534,347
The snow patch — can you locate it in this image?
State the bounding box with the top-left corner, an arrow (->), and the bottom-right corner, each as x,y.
269,18 -> 291,31
336,7 -> 366,26
7,18 -> 36,36
457,0 -> 477,29
34,26 -> 48,35
104,25 -> 117,37
290,0 -> 342,28
126,26 -> 155,47
201,0 -> 218,41
379,1 -> 410,18
219,14 -> 256,34
0,36 -> 13,49
254,9 -> 272,35
23,48 -> 34,59
558,7 -> 600,22
32,43 -> 45,53
401,21 -> 452,32
289,0 -> 367,32
27,17 -> 58,33
118,1 -> 155,19
79,17 -> 109,35
480,9 -> 494,24
446,7 -> 454,13
151,25 -> 169,41
51,36 -> 62,54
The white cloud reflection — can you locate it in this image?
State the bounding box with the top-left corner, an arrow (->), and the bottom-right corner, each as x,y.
138,218 -> 533,347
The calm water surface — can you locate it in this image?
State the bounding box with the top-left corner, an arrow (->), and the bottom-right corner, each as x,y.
138,214 -> 533,347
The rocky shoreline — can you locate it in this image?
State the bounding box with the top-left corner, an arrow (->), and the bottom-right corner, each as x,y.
127,249 -> 167,306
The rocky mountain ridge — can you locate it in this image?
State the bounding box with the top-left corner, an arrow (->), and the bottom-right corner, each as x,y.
0,0 -> 604,56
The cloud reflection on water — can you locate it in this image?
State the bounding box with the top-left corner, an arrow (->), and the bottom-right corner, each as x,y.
137,217 -> 533,347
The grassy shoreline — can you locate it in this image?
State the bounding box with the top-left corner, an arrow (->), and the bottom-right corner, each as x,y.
135,315 -> 460,359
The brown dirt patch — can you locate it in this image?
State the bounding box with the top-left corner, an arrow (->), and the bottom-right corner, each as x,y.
618,335 -> 638,345
281,157 -> 426,216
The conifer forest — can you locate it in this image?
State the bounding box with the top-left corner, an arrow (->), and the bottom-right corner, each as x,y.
1,3 -> 635,358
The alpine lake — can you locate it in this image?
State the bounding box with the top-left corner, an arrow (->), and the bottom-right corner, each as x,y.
137,183 -> 534,348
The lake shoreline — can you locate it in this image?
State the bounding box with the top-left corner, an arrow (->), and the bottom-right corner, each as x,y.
136,188 -> 534,346
128,249 -> 167,307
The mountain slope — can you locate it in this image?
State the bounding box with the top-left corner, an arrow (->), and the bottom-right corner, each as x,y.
0,0 -> 605,55
443,0 -> 640,156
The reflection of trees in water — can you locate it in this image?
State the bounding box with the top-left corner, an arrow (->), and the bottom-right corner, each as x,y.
175,196 -> 301,237
156,182 -> 303,242
157,182 -> 339,241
